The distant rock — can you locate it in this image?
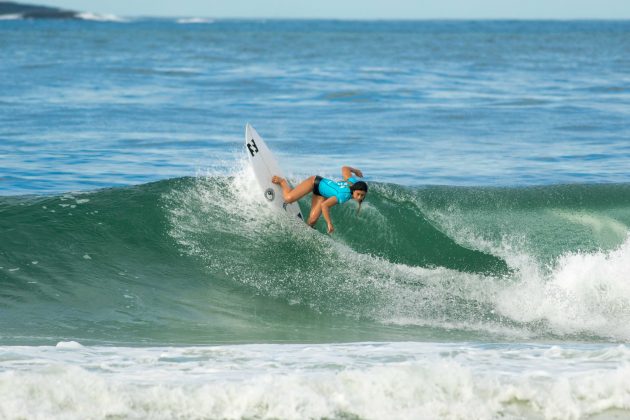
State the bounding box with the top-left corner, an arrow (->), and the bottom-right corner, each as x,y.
0,1 -> 79,19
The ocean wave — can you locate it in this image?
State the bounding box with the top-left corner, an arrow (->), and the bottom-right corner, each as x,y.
1,168 -> 630,343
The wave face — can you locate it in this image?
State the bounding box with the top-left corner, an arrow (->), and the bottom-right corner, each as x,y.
2,170 -> 630,344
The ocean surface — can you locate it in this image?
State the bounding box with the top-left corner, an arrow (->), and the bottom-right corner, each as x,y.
1,17 -> 630,419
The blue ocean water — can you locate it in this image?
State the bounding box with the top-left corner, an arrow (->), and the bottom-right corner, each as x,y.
2,17 -> 630,419
2,19 -> 629,194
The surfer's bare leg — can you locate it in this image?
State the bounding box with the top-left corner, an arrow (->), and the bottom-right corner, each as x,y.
307,194 -> 324,226
272,175 -> 314,203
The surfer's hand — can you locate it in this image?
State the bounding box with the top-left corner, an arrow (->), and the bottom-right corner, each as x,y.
354,168 -> 363,177
327,223 -> 334,234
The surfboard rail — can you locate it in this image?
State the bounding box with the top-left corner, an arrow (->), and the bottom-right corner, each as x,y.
245,124 -> 304,222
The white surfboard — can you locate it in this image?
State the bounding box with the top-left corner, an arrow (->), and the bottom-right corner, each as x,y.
245,124 -> 304,222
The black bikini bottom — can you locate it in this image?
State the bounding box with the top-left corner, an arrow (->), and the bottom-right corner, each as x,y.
313,175 -> 323,196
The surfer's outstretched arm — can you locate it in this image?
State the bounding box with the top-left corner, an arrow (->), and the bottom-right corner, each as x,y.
342,166 -> 363,181
320,196 -> 338,234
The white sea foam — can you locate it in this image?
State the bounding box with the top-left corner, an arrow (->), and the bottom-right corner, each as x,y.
0,342 -> 629,419
459,231 -> 630,339
55,341 -> 83,349
0,13 -> 22,20
176,17 -> 214,24
76,12 -> 127,22
497,236 -> 630,339
419,196 -> 630,340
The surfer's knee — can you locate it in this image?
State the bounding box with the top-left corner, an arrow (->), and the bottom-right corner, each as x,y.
284,191 -> 296,202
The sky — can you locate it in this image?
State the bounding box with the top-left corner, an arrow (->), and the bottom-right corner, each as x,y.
32,0 -> 630,19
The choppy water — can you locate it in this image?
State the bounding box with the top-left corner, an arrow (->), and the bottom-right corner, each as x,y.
1,17 -> 630,419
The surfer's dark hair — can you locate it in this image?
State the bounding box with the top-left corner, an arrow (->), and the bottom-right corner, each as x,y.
350,181 -> 368,193
351,181 -> 368,215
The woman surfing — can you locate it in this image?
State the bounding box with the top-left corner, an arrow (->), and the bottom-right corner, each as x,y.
271,166 -> 368,233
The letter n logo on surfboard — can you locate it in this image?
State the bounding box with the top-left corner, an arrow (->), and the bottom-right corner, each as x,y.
247,139 -> 259,157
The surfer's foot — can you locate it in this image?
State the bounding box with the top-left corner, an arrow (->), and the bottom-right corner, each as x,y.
271,175 -> 285,185
272,175 -> 293,201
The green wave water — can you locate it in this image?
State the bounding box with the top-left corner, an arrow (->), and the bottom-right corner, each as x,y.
2,173 -> 630,345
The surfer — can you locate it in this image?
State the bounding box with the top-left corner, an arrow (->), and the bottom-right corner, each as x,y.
271,166 -> 368,233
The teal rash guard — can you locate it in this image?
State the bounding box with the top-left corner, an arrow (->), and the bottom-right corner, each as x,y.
314,176 -> 358,204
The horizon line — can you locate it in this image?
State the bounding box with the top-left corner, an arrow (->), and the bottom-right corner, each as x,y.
81,15 -> 630,21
